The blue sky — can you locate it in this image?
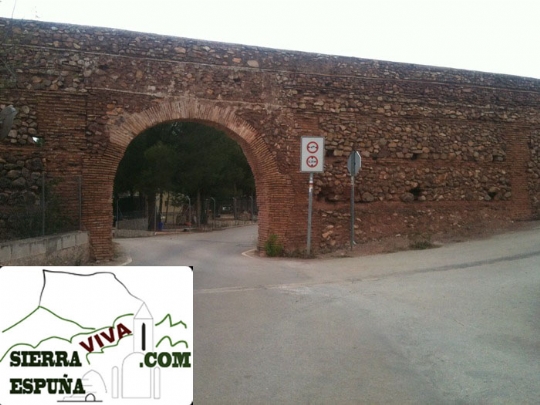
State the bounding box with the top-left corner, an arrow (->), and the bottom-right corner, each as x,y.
1,0 -> 539,79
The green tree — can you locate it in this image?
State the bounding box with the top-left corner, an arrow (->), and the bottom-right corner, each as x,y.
140,141 -> 178,229
170,123 -> 255,224
114,121 -> 255,228
114,125 -> 178,229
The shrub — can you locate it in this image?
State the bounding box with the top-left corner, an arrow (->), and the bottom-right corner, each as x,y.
264,233 -> 284,257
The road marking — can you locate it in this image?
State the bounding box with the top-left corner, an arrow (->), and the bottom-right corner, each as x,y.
241,248 -> 258,258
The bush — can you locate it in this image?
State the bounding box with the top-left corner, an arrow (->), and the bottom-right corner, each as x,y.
264,234 -> 284,257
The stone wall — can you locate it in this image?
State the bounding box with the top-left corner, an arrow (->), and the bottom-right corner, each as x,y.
529,129 -> 540,213
0,17 -> 539,259
0,147 -> 44,240
0,231 -> 89,265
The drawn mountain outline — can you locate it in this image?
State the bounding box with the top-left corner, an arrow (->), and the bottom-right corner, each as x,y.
155,313 -> 189,349
156,313 -> 188,328
39,270 -> 143,328
0,307 -> 134,365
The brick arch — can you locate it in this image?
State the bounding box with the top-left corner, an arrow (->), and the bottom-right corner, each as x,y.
83,99 -> 294,261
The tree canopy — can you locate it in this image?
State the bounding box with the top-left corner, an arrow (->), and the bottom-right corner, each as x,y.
114,122 -> 255,224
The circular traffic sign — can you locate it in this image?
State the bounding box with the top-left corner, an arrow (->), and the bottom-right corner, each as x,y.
306,141 -> 319,154
306,156 -> 319,168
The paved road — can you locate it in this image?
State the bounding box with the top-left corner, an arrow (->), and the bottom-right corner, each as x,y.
118,224 -> 540,404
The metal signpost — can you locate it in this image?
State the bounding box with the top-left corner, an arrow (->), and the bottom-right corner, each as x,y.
301,136 -> 325,256
347,151 -> 361,249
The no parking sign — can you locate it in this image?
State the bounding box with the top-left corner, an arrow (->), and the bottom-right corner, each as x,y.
300,137 -> 325,172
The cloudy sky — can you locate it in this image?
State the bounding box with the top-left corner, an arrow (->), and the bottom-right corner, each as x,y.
1,0 -> 539,79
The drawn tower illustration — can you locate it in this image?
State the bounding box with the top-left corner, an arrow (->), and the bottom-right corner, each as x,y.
112,302 -> 161,399
133,303 -> 154,353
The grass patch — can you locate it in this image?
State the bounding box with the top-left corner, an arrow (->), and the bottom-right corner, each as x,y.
408,233 -> 436,250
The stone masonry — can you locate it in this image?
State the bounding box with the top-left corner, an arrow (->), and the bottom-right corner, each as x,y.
0,17 -> 539,260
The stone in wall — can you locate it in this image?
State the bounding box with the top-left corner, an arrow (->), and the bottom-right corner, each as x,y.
0,100 -> 39,146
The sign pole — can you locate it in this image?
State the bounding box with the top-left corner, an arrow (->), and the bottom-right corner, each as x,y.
307,172 -> 314,256
347,150 -> 361,250
301,136 -> 324,256
350,172 -> 355,250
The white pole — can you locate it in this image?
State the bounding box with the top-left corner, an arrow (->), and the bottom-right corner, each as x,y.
307,172 -> 314,255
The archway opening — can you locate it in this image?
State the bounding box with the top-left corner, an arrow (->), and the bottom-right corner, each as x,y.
84,99 -> 294,262
113,121 -> 257,235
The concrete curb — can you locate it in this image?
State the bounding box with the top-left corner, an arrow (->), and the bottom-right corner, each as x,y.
241,248 -> 258,258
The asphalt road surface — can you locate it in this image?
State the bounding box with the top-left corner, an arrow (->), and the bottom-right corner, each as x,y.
118,224 -> 540,404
